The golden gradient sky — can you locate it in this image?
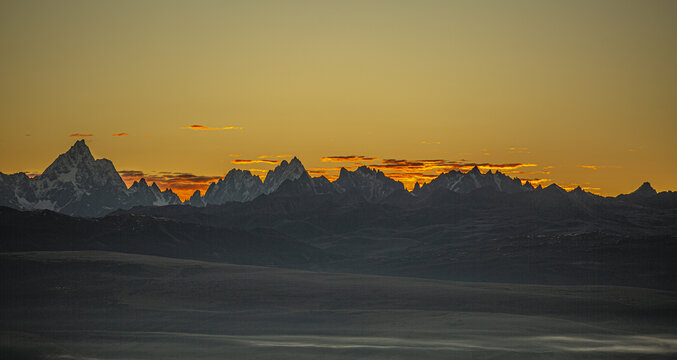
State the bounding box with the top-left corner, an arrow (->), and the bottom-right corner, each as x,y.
1,0 -> 676,200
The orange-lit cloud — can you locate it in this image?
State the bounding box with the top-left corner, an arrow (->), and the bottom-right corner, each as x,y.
229,154 -> 241,157
578,165 -> 621,170
181,124 -> 243,131
119,170 -> 222,201
369,160 -> 536,190
69,133 -> 93,137
313,156 -> 540,190
112,132 -> 129,137
508,147 -> 530,154
232,159 -> 281,165
321,155 -> 377,162
276,154 -> 292,158
373,159 -> 537,172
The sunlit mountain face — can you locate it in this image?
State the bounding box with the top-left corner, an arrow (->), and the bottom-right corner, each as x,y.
2,1 -> 676,359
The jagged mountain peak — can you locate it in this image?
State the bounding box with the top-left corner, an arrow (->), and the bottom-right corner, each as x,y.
338,165 -> 389,179
334,165 -> 404,202
56,139 -> 94,162
633,182 -> 657,196
290,156 -> 302,165
71,138 -> 89,150
203,167 -> 266,204
2,140 -> 132,216
467,165 -> 481,175
263,156 -> 308,194
544,183 -> 566,193
42,140 -> 95,176
616,181 -> 658,202
185,189 -> 205,207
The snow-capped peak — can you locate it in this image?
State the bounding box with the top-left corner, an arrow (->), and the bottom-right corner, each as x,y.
263,156 -> 309,194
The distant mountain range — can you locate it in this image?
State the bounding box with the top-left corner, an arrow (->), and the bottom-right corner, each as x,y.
1,140 -> 676,289
0,140 -> 674,217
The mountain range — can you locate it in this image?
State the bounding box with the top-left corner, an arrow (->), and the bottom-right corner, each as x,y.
2,140 -> 672,217
1,140 -> 676,289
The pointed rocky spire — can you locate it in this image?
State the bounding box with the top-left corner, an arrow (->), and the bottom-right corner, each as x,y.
339,167 -> 351,178
468,165 -> 481,175
70,139 -> 91,153
190,189 -> 202,201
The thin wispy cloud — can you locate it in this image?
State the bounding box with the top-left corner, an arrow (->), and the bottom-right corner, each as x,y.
181,124 -> 243,131
508,147 -> 530,154
232,159 -> 281,165
69,133 -> 93,137
374,159 -> 537,172
578,165 -> 621,171
421,140 -> 441,145
321,155 -> 377,162
112,133 -> 129,137
229,154 -> 242,157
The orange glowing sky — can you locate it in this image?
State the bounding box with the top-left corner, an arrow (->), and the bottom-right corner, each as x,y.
1,0 -> 676,201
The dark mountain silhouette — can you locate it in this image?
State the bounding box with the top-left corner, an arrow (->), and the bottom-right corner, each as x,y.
2,141 -> 676,290
2,140 -> 673,217
0,206 -> 334,267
